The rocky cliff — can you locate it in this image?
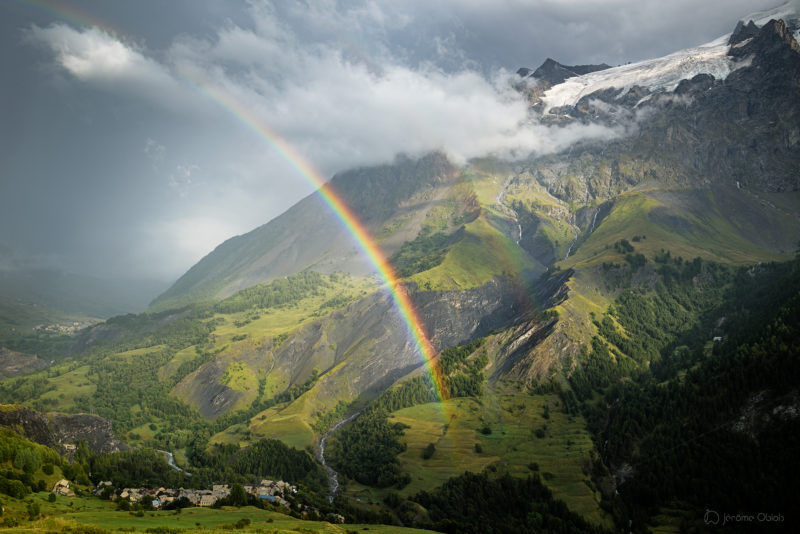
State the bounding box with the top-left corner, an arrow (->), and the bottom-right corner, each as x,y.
173,275 -> 536,419
0,404 -> 128,454
519,17 -> 800,202
0,346 -> 48,380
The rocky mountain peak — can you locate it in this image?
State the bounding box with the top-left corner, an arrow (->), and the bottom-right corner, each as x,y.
729,20 -> 760,45
728,17 -> 800,89
525,57 -> 611,86
730,18 -> 800,56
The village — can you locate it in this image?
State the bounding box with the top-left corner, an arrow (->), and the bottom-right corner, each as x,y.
34,320 -> 98,335
53,478 -> 297,509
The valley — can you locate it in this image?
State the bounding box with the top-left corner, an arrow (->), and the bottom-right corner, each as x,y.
0,3 -> 799,534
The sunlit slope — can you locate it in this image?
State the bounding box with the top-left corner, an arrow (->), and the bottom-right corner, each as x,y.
563,186 -> 795,269
494,183 -> 800,385
151,153 -> 460,311
202,275 -> 533,449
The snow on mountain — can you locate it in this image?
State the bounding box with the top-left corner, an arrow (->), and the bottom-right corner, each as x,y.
540,35 -> 739,113
540,1 -> 799,114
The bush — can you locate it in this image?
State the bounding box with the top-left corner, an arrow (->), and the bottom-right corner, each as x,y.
395,473 -> 411,489
422,443 -> 436,460
27,501 -> 40,520
474,443 -> 483,453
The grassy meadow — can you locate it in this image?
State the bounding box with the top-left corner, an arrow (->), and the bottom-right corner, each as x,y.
339,385 -> 611,529
0,493 -> 437,533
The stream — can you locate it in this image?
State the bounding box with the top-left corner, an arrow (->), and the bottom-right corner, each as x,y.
318,412 -> 360,502
156,450 -> 191,477
589,209 -> 599,233
564,225 -> 579,259
494,176 -> 523,245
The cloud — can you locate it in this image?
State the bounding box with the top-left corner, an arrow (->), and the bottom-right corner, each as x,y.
165,3 -> 626,174
136,216 -> 241,279
24,23 -> 200,113
25,7 -> 626,180
12,0 -> 784,281
383,0 -> 783,69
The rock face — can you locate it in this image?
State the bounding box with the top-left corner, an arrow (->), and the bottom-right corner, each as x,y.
0,346 -> 48,379
174,276 -> 537,418
0,405 -> 127,454
520,17 -> 800,199
527,58 -> 611,85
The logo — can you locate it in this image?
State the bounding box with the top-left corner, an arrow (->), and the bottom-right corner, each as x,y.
704,509 -> 720,525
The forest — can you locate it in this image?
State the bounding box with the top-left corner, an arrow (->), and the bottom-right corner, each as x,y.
567,255 -> 800,529
390,229 -> 455,278
411,472 -> 606,534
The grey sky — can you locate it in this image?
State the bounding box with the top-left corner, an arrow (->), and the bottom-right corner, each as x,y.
0,0 -> 785,283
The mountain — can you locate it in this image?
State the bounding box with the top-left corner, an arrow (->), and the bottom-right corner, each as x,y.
517,58 -> 611,85
151,153 -> 462,311
2,7 -> 800,533
155,10 -> 800,402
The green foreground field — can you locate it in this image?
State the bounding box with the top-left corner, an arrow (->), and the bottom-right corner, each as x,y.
2,493 -> 436,534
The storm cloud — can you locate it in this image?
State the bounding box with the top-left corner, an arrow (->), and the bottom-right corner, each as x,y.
0,0 -> 784,283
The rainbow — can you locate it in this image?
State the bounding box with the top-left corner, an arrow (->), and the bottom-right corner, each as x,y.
197,85 -> 446,400
13,0 -> 447,401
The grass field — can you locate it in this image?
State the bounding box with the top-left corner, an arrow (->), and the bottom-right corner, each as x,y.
247,393 -> 319,449
209,276 -> 378,347
338,384 -> 611,529
1,494 -> 437,533
209,393 -> 317,451
562,190 -> 787,270
36,364 -> 95,412
410,216 -> 533,291
125,418 -> 166,445
171,274 -> 378,421
158,345 -> 200,384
